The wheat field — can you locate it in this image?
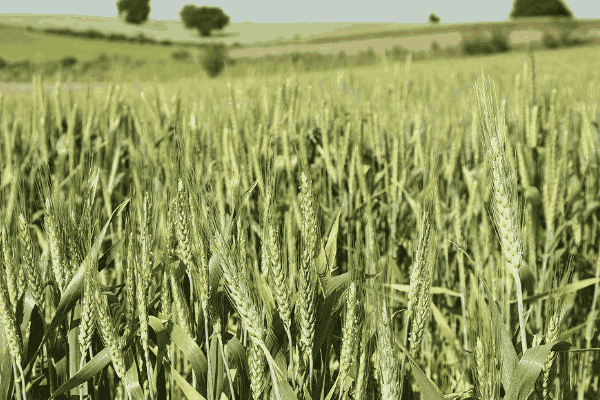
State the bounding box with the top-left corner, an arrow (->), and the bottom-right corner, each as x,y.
0,49 -> 599,400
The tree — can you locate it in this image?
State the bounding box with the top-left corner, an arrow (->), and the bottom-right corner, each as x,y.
117,0 -> 151,25
509,0 -> 573,18
180,5 -> 230,37
428,13 -> 441,24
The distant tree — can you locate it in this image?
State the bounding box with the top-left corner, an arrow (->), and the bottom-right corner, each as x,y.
428,13 -> 441,24
509,0 -> 573,18
179,5 -> 230,37
117,0 -> 151,25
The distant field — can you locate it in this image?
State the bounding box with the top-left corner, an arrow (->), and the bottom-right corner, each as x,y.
0,14 -> 433,46
2,13 -> 600,54
2,13 -> 600,86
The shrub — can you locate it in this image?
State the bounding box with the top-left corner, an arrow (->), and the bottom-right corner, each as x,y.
336,50 -> 347,67
83,29 -> 105,40
430,40 -> 442,52
0,57 -> 8,69
60,56 -> 78,68
357,47 -> 377,66
559,31 -> 589,47
202,44 -> 227,77
108,33 -> 128,42
390,44 -> 409,61
461,38 -> 495,56
131,32 -> 155,45
291,52 -> 302,65
10,59 -> 32,71
171,49 -> 191,62
491,33 -> 511,52
87,53 -> 111,72
161,39 -> 174,46
542,33 -> 561,49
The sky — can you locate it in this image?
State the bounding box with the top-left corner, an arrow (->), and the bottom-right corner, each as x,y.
1,1 -> 599,24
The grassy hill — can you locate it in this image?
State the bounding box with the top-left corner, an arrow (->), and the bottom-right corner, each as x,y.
1,13 -> 600,84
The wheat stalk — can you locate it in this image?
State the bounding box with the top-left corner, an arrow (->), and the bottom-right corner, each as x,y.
89,261 -> 126,379
137,192 -> 154,398
297,170 -> 318,382
474,75 -> 527,355
44,199 -> 65,293
1,226 -> 17,310
248,338 -> 267,400
78,271 -> 95,361
339,280 -> 359,393
0,243 -> 26,400
19,213 -> 43,306
377,298 -> 399,400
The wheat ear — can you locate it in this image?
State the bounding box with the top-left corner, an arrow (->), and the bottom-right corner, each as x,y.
339,280 -> 359,394
1,226 -> 17,310
89,262 -> 126,379
475,75 -> 527,355
0,241 -> 26,400
19,214 -> 43,306
298,171 -> 318,382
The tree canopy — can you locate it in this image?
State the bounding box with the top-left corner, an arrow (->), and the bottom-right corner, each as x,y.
116,0 -> 151,25
428,13 -> 441,24
179,5 -> 231,37
509,0 -> 573,18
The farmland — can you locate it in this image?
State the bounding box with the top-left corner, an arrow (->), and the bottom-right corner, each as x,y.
0,13 -> 600,400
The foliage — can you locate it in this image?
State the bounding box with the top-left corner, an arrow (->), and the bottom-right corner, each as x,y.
509,0 -> 573,18
59,56 -> 78,68
461,33 -> 512,56
116,0 -> 151,25
171,49 -> 191,62
491,33 -> 511,52
179,4 -> 231,37
428,12 -> 441,24
202,43 -> 228,77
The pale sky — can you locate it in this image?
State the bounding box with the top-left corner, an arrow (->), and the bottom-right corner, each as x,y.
1,1 -> 598,24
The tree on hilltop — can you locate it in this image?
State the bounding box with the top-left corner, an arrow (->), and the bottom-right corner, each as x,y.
117,0 -> 151,25
428,13 -> 441,24
509,0 -> 573,18
179,5 -> 231,37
